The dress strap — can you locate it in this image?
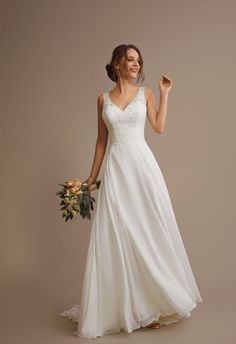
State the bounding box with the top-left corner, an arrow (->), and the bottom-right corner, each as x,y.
102,92 -> 108,106
140,86 -> 146,104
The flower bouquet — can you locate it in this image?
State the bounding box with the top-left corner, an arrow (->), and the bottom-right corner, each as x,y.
56,179 -> 101,221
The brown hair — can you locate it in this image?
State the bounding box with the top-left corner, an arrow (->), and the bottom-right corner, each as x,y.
105,44 -> 145,83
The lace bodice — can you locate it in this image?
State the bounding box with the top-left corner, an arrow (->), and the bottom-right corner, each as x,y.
102,86 -> 147,145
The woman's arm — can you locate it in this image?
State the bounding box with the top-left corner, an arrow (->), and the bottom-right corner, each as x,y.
85,94 -> 108,185
146,75 -> 172,133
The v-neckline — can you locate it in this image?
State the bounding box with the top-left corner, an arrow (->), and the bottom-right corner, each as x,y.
107,87 -> 141,112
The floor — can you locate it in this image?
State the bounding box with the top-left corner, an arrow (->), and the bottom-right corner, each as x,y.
2,286 -> 235,344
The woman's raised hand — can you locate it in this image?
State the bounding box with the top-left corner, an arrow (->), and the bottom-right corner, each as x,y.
159,74 -> 172,94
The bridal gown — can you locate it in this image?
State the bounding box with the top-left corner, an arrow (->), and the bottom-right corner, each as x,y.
59,86 -> 203,339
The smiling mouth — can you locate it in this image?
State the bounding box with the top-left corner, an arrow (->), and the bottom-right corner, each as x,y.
130,69 -> 138,72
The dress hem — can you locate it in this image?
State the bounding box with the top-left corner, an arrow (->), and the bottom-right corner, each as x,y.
60,298 -> 203,339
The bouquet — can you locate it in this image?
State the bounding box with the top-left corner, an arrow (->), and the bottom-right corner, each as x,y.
56,179 -> 101,221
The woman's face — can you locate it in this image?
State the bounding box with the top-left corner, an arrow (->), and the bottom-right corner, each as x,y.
116,48 -> 140,80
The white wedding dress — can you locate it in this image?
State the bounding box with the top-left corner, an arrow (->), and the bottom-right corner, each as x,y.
59,86 -> 203,339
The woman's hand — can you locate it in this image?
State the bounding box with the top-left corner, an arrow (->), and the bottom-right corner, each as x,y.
65,176 -> 95,191
82,176 -> 96,191
159,74 -> 172,95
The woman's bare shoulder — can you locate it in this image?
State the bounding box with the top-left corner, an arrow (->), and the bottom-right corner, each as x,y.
143,85 -> 156,102
97,93 -> 106,111
144,85 -> 154,95
97,92 -> 105,102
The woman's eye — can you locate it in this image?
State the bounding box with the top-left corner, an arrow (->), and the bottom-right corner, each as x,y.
128,59 -> 140,63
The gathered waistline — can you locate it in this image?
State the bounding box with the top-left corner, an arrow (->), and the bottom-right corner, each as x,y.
109,137 -> 146,146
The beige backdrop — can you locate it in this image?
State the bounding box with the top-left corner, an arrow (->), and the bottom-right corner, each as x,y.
1,0 -> 235,343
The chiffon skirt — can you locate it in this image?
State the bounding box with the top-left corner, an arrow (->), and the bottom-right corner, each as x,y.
60,138 -> 203,338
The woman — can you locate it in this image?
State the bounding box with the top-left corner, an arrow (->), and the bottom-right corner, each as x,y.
60,44 -> 203,339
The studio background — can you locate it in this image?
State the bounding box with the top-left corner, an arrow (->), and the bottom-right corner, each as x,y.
1,0 -> 235,343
